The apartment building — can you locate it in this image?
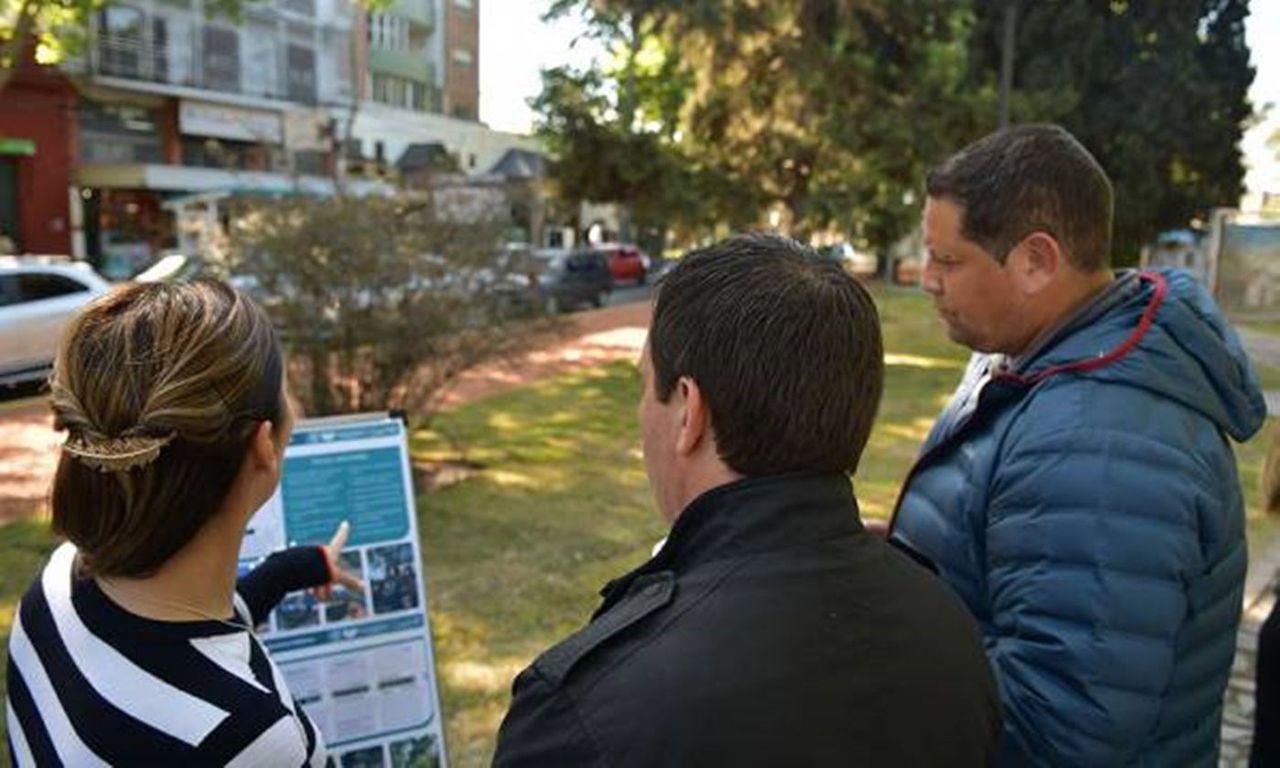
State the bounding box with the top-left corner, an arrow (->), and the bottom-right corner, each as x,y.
0,0 -> 536,272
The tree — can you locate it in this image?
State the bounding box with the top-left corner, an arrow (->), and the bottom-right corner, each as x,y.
964,0 -> 1256,263
225,195 -> 557,424
538,1 -> 984,252
670,1 -> 983,246
534,3 -> 713,251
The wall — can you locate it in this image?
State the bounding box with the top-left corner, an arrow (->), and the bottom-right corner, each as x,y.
441,0 -> 479,120
0,58 -> 76,254
350,102 -> 536,175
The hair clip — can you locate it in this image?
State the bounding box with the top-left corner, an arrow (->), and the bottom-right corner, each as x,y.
62,433 -> 177,473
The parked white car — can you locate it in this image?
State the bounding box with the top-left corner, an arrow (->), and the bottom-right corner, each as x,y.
0,257 -> 111,386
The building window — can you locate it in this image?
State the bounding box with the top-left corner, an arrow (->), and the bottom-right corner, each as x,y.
202,26 -> 241,93
98,7 -> 145,78
78,101 -> 165,164
371,74 -> 428,111
244,26 -> 280,98
286,44 -> 317,104
452,48 -> 473,67
367,12 -> 410,52
150,18 -> 168,81
294,150 -> 328,176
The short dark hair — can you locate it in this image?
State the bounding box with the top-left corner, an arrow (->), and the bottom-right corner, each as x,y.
926,123 -> 1113,271
650,233 -> 883,477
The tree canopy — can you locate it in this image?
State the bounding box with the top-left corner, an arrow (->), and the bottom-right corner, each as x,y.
965,0 -> 1255,261
537,0 -> 1257,261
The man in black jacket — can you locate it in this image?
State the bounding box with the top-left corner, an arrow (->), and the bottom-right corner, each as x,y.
493,234 -> 1000,767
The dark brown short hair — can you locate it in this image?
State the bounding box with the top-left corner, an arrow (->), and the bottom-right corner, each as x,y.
926,123 -> 1113,271
650,233 -> 884,477
49,279 -> 283,577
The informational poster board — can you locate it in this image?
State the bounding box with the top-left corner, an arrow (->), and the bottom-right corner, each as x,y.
240,413 -> 448,768
1213,219 -> 1280,320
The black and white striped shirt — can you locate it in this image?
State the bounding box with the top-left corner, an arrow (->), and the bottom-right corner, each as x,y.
6,542 -> 332,766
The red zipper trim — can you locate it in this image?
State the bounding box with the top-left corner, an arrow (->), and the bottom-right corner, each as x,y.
990,271 -> 1168,387
886,270 -> 1168,534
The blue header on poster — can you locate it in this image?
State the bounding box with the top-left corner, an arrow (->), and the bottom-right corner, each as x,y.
289,421 -> 403,446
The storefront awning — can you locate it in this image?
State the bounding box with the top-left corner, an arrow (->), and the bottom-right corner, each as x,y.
76,164 -> 393,197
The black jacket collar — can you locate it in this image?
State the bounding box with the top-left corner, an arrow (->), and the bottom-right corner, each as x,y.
597,472 -> 863,615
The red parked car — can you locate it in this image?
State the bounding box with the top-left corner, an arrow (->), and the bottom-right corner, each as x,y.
597,244 -> 649,285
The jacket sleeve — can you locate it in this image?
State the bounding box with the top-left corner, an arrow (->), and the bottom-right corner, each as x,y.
984,424 -> 1209,766
235,546 -> 332,626
492,666 -> 603,767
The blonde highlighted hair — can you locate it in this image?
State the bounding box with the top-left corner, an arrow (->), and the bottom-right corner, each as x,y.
50,279 -> 283,577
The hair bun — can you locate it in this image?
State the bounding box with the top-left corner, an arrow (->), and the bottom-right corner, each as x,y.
62,433 -> 176,473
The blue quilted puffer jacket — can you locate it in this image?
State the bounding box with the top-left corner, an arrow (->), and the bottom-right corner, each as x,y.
890,270 -> 1266,767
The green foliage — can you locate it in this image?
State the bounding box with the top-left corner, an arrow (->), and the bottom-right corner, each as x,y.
535,2 -> 983,249
226,195 -> 556,424
964,0 -> 1256,264
675,1 -> 985,245
540,1 -> 1256,261
533,5 -> 714,245
537,1 -> 985,250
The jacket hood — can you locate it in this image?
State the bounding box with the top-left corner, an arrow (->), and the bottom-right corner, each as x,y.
1014,269 -> 1266,442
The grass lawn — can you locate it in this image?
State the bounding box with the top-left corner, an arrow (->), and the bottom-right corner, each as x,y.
0,286 -> 1276,767
1256,363 -> 1280,392
1242,322 -> 1280,338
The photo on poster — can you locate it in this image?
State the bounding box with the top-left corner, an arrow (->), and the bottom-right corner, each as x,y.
390,734 -> 440,768
325,550 -> 369,624
340,745 -> 386,768
368,542 -> 420,615
277,591 -> 321,630
249,416 -> 448,766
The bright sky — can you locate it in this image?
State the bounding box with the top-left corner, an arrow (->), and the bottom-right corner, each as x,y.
1243,0 -> 1280,204
478,1 -> 599,135
480,0 -> 1280,203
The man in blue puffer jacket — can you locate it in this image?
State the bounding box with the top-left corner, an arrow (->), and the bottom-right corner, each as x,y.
889,124 -> 1267,766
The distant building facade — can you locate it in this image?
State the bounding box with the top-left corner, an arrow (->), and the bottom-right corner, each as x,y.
0,0 -> 543,272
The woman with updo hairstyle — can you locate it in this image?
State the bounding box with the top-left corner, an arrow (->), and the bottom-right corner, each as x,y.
6,279 -> 360,766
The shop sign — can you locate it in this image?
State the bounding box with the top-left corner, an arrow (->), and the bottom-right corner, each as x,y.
180,101 -> 283,144
0,138 -> 36,156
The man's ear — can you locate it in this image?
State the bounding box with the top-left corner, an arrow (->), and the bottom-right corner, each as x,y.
1010,231 -> 1063,294
676,376 -> 709,457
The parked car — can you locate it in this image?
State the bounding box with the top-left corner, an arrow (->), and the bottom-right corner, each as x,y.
530,248 -> 613,313
597,243 -> 650,285
0,257 -> 111,386
816,242 -> 878,276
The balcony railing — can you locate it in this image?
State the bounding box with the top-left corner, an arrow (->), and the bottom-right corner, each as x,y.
92,29 -> 348,106
96,33 -> 174,84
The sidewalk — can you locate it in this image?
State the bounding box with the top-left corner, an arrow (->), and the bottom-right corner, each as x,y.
1221,537 -> 1280,766
1239,327 -> 1280,416
0,301 -> 652,525
1221,327 -> 1280,765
